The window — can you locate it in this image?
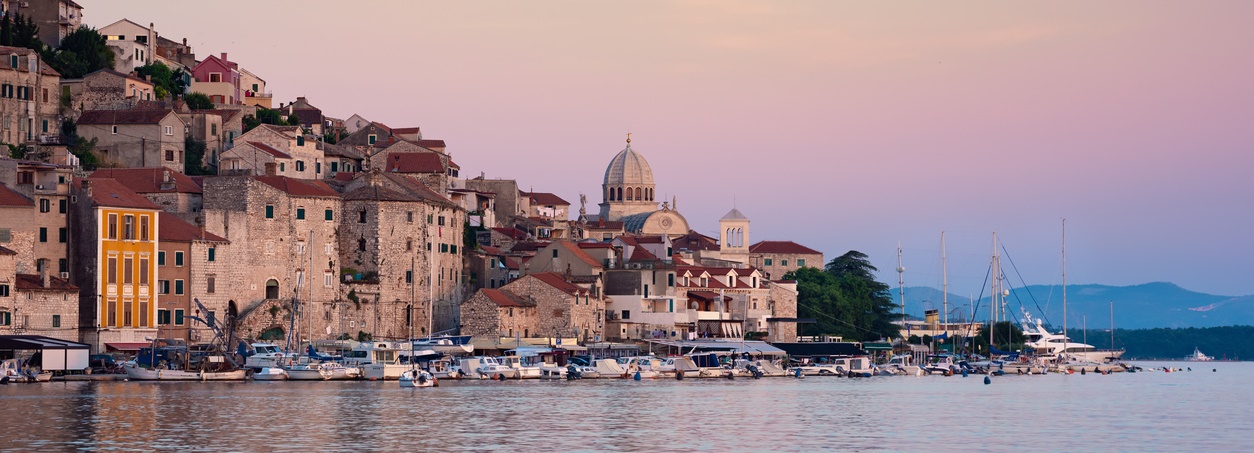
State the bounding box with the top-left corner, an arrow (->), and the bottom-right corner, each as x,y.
211,124 -> 217,135
324,209 -> 333,221
139,301 -> 148,327
59,199 -> 67,214
39,198 -> 50,212
427,214 -> 433,224
781,260 -> 788,267
441,244 -> 449,253
252,83 -> 258,91
330,162 -> 339,173
107,214 -> 118,239
406,271 -> 413,283
0,228 -> 8,243
0,284 -> 8,297
358,238 -> 366,252
668,274 -> 675,287
297,136 -> 305,146
158,251 -> 166,266
139,259 -> 149,285
798,259 -> 806,267
140,216 -> 149,241
107,258 -> 117,284
123,257 -> 133,285
8,55 -> 14,68
296,208 -> 305,220
0,311 -> 9,326
58,259 -> 67,273
39,227 -> 47,242
324,272 -> 333,288
158,280 -> 170,294
52,314 -> 60,328
358,209 -> 367,223
175,309 -> 185,325
279,162 -> 285,172
315,162 -> 320,174
296,160 -> 305,172
265,205 -> 274,219
621,310 -> 630,320
175,251 -> 184,267
451,245 -> 457,254
764,258 -> 773,266
406,211 -> 413,223
175,279 -> 184,295
42,119 -> 47,133
164,125 -> 174,136
406,239 -> 412,251
165,150 -> 175,161
124,300 -> 132,326
208,247 -> 216,261
123,215 -> 134,240
107,300 -> 116,327
207,275 -> 216,294
368,134 -> 377,145
158,309 -> 170,325
209,72 -> 221,82
438,216 -> 445,226
111,125 -> 118,135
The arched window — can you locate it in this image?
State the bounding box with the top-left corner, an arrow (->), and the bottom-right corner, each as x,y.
265,279 -> 279,299
607,187 -> 613,201
617,187 -> 622,201
358,238 -> 367,251
635,187 -> 642,200
626,187 -> 633,201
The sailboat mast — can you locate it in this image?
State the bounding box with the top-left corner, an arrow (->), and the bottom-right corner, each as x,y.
942,231 -> 947,341
990,232 -> 996,352
896,242 -> 904,337
1062,219 -> 1067,361
1110,300 -> 1115,351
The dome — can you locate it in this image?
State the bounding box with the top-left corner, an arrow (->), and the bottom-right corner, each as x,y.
603,142 -> 655,187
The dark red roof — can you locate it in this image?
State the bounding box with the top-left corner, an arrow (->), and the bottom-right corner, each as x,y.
687,291 -> 729,302
530,272 -> 586,295
16,273 -> 77,291
0,245 -> 16,255
90,168 -> 203,194
480,289 -> 532,307
577,242 -> 613,249
386,153 -> 445,173
158,212 -> 227,243
77,109 -> 178,125
416,139 -> 446,148
80,178 -> 160,210
391,127 -> 421,135
0,183 -> 33,207
492,227 -> 527,240
749,241 -> 822,255
629,247 -> 658,262
524,192 -> 569,206
245,141 -> 292,159
254,176 -> 339,198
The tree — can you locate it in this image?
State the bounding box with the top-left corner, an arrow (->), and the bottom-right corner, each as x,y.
786,251 -> 902,342
243,108 -> 293,132
184,92 -> 214,110
0,13 -> 42,50
45,26 -> 115,79
184,135 -> 211,175
135,62 -> 178,99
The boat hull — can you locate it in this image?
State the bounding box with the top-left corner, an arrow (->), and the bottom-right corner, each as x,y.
124,364 -> 247,381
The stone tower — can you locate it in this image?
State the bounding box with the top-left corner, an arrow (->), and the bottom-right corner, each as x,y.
719,208 -> 750,265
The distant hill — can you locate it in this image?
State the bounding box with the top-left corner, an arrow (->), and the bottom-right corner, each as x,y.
899,282 -> 1254,329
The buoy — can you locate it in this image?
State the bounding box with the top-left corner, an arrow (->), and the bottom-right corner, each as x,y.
983,376 -> 991,385
962,369 -> 968,378
1080,368 -> 1086,375
1187,367 -> 1192,372
675,371 -> 683,381
633,371 -> 641,381
794,368 -> 803,378
1213,369 -> 1217,372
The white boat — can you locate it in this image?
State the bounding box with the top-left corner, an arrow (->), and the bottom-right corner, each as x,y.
411,337 -> 474,355
122,363 -> 248,381
243,343 -> 298,370
1021,312 -> 1125,363
253,367 -> 289,381
284,359 -> 335,380
475,356 -> 519,379
399,369 -> 436,388
500,355 -> 542,379
344,342 -> 411,380
1188,347 -> 1214,362
620,357 -> 661,379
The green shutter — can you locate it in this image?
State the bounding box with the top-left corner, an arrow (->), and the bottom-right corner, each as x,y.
296,208 -> 305,220
208,247 -> 216,261
325,210 -> 333,221
266,205 -> 274,218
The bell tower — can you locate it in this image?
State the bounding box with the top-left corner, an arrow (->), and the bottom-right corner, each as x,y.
719,208 -> 750,265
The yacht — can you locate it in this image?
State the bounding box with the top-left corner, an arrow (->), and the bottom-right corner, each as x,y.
343,341 -> 410,380
1188,347 -> 1214,362
1021,312 -> 1124,362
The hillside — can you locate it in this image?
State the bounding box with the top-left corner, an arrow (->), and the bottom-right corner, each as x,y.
900,283 -> 1254,329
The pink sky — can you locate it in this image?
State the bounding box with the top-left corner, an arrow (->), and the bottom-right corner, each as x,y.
88,1 -> 1254,296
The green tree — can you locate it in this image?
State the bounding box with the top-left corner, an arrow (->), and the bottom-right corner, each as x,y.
243,108 -> 293,132
0,13 -> 42,50
45,26 -> 115,79
184,135 -> 212,175
61,118 -> 101,170
135,62 -> 177,99
786,251 -> 902,342
184,92 -> 214,110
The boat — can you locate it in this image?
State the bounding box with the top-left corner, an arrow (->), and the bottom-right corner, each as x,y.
475,356 -> 519,379
399,369 -> 436,388
0,358 -> 51,383
122,362 -> 248,381
253,367 -> 289,381
499,355 -> 542,379
344,341 -> 411,380
411,335 -> 474,355
1020,312 -> 1125,363
243,342 -> 297,370
1188,347 -> 1214,362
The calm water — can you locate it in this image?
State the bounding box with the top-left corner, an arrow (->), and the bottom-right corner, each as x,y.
0,361 -> 1248,452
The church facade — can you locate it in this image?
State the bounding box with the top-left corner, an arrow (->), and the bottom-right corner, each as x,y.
596,136 -> 690,237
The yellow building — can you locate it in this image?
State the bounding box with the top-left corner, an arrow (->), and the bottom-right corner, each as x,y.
73,178 -> 160,351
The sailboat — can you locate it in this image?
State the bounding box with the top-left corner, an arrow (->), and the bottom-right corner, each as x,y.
400,255 -> 437,388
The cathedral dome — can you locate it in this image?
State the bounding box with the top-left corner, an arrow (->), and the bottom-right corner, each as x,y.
603,141 -> 655,187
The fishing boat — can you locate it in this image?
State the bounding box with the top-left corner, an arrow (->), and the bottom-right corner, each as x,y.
122,362 -> 248,381
1188,347 -> 1214,362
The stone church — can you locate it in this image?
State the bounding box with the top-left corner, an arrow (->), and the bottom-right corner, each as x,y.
593,136 -> 690,237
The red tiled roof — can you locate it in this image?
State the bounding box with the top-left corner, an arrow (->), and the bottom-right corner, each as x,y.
687,291 -> 729,302
556,241 -> 604,268
0,45 -> 58,76
376,173 -> 456,206
80,178 -> 160,210
371,121 -> 392,133
634,236 -> 665,244
16,274 -> 77,291
158,212 -> 227,243
480,289 -> 532,307
90,168 -> 203,194
77,109 -> 178,125
749,240 -> 822,255
0,182 -> 33,207
254,176 -> 339,198
505,257 -> 523,270
629,247 -> 658,262
245,141 -> 292,159
671,255 -> 689,266
386,152 -> 444,173
530,272 -> 586,295
492,227 -> 527,240
416,139 -> 446,148
391,127 -> 421,135
85,68 -> 153,86
523,192 -> 569,206
585,219 -> 624,230
480,246 -> 504,256
577,242 -> 613,249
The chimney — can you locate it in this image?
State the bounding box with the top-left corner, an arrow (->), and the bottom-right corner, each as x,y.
39,259 -> 49,288
221,52 -> 228,62
81,179 -> 92,198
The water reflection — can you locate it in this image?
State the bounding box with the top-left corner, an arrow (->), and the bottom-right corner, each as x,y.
0,362 -> 1250,452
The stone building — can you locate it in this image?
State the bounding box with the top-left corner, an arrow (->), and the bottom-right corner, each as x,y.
76,109 -> 185,172
219,141 -> 294,177
458,288 -> 535,338
177,110 -> 224,170
7,0 -> 82,48
61,69 -> 155,113
0,45 -> 61,146
89,167 -> 203,221
525,240 -> 605,277
6,272 -> 80,342
200,175 -> 343,342
748,240 -> 824,280
370,140 -> 456,196
227,124 -> 324,179
275,97 -> 322,134
463,177 -> 523,227
460,272 -> 600,342
0,160 -> 73,278
465,246 -> 512,291
598,136 -> 659,221
0,183 -> 35,271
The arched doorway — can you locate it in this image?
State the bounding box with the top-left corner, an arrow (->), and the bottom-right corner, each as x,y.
265,279 -> 279,299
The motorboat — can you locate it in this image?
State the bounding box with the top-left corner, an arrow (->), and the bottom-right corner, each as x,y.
922,354 -> 960,376
475,356 -> 520,379
411,335 -> 474,355
1021,312 -> 1124,362
253,367 -> 289,381
243,343 -> 298,370
343,342 -> 411,380
1188,347 -> 1214,362
399,369 -> 436,388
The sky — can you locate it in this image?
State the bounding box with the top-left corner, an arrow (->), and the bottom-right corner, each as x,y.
87,1 -> 1254,297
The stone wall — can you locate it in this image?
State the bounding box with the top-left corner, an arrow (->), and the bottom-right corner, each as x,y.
459,289 -> 536,338
750,252 -> 824,281
767,282 -> 798,343
5,281 -> 80,343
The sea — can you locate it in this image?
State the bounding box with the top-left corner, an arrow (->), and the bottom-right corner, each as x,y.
0,361 -> 1249,452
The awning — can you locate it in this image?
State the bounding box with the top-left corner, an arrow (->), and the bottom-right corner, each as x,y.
105,342 -> 151,352
645,339 -> 787,356
0,335 -> 91,350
